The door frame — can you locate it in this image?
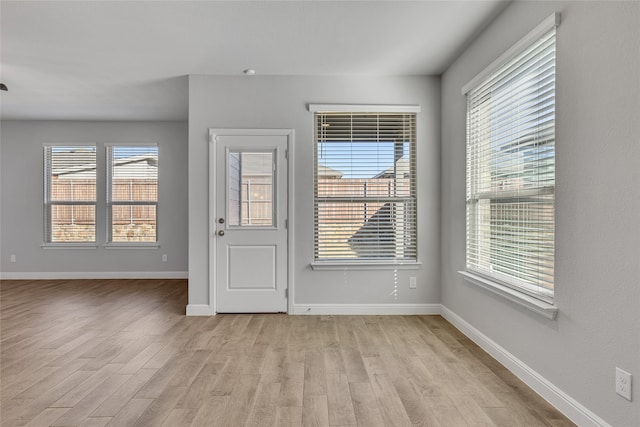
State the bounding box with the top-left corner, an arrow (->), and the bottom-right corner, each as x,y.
208,128 -> 295,315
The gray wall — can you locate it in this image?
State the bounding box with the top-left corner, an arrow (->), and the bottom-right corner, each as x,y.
188,75 -> 441,307
441,1 -> 640,425
0,121 -> 188,275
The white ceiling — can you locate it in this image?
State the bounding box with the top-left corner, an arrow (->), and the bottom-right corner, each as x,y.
0,1 -> 509,121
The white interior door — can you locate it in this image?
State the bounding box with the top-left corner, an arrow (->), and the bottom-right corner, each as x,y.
212,131 -> 289,313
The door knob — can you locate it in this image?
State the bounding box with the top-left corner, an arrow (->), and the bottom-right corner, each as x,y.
218,230 -> 225,236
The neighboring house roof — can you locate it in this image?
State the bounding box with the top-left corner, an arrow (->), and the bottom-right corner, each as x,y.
53,153 -> 157,178
374,157 -> 410,179
51,150 -> 96,176
111,157 -> 158,179
236,155 -> 343,179
317,164 -> 343,179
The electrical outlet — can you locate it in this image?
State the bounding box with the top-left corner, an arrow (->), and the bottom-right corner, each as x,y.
162,254 -> 168,263
10,254 -> 16,263
616,367 -> 632,401
409,277 -> 417,289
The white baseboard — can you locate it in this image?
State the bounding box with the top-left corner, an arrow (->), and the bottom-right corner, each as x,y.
186,304 -> 214,316
0,271 -> 188,280
186,303 -> 440,317
440,305 -> 610,427
292,303 -> 441,315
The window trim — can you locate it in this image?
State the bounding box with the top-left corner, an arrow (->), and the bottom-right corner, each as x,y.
105,143 -> 159,244
459,271 -> 558,319
43,143 -> 97,244
461,13 -> 561,96
41,243 -> 98,250
104,242 -> 160,249
461,13 -> 560,314
311,261 -> 422,271
308,104 -> 421,114
309,104 -> 420,267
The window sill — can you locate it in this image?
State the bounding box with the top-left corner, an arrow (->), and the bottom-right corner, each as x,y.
41,243 -> 98,250
311,261 -> 422,271
458,271 -> 558,320
104,243 -> 160,250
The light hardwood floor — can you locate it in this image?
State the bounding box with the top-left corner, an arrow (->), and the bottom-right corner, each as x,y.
0,279 -> 575,427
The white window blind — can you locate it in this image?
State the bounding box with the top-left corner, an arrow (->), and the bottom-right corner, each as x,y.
44,145 -> 97,243
313,111 -> 417,261
465,25 -> 556,302
106,145 -> 158,243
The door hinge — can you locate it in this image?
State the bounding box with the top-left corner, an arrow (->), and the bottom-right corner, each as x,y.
285,288 -> 288,299
285,149 -> 289,160
285,219 -> 288,229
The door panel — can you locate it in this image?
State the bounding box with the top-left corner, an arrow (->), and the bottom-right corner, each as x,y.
227,246 -> 276,289
213,132 -> 289,313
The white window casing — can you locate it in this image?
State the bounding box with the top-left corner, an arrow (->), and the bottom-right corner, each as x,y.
106,144 -> 159,245
43,145 -> 97,244
310,105 -> 419,266
462,13 -> 560,311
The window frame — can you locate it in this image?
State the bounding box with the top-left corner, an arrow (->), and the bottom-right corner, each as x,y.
105,143 -> 159,247
460,13 -> 560,318
43,143 -> 98,247
308,104 -> 421,269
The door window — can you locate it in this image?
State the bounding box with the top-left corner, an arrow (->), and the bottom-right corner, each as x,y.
228,151 -> 275,227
